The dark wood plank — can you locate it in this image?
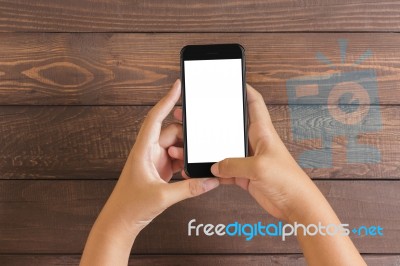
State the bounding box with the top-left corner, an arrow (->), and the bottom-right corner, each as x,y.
0,180 -> 398,253
1,106 -> 399,179
0,106 -> 146,179
0,1 -> 399,32
1,254 -> 399,266
0,33 -> 399,105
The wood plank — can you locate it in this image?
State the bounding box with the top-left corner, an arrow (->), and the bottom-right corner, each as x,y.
1,254 -> 399,266
0,180 -> 398,253
0,33 -> 399,105
0,1 -> 399,32
0,106 -> 399,179
0,106 -> 145,179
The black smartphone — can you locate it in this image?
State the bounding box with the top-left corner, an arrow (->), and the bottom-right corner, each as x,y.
180,43 -> 248,177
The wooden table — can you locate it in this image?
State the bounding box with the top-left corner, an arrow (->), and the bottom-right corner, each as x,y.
0,1 -> 399,265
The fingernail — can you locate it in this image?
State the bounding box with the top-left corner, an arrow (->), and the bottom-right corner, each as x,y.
203,178 -> 220,191
211,163 -> 219,175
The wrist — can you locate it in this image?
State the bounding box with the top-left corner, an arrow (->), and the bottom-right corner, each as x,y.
81,207 -> 139,266
285,179 -> 339,225
99,178 -> 155,238
81,186 -> 150,265
92,209 -> 138,250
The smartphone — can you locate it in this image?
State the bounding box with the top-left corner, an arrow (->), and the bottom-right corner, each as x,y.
180,43 -> 248,177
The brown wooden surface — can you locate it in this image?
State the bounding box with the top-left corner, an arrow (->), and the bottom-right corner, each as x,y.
1,254 -> 400,266
0,33 -> 399,105
0,0 -> 400,32
1,0 -> 399,265
0,180 -> 399,254
0,105 -> 398,180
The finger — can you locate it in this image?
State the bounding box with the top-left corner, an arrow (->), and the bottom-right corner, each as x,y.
235,177 -> 250,191
164,178 -> 220,206
246,84 -> 272,125
159,123 -> 183,148
181,170 -> 190,179
173,108 -> 183,122
218,177 -> 249,189
136,79 -> 181,149
246,84 -> 277,150
168,146 -> 184,160
171,159 -> 184,173
211,157 -> 257,180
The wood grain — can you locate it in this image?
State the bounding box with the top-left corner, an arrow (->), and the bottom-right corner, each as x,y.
1,254 -> 399,266
0,0 -> 399,32
1,0 -> 399,262
0,106 -> 145,179
0,106 -> 399,179
0,180 -> 398,254
0,33 -> 399,105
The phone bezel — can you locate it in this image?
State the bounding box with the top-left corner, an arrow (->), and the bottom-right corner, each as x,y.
180,43 -> 248,177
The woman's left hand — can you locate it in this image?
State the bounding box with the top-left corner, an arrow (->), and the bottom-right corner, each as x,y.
97,79 -> 219,236
110,80 -> 219,233
81,79 -> 219,266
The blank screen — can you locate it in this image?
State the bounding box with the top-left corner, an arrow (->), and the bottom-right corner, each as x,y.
184,59 -> 245,163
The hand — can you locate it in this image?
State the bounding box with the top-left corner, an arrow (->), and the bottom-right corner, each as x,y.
81,80 -> 219,266
172,84 -> 366,266
107,79 -> 220,234
172,84 -> 311,221
210,84 -> 317,221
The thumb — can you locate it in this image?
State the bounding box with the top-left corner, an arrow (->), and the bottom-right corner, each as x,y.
164,178 -> 220,206
211,157 -> 255,179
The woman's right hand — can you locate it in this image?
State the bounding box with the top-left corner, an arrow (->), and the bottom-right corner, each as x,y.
172,84 -> 319,222
172,84 -> 366,265
209,84 -> 319,222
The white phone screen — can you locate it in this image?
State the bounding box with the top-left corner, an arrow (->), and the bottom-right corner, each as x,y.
184,58 -> 245,163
